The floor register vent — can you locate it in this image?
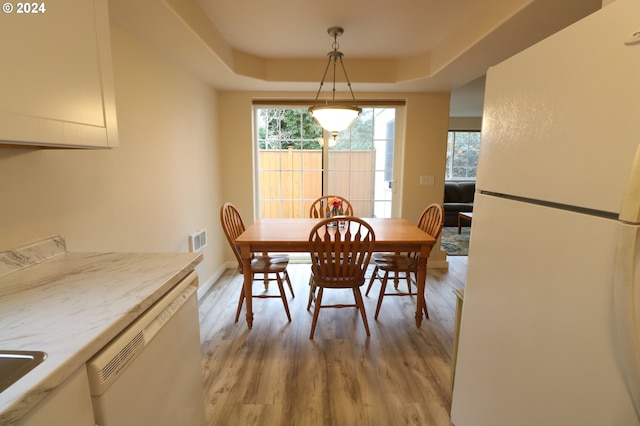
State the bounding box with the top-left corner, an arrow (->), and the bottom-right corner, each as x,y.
189,229 -> 207,252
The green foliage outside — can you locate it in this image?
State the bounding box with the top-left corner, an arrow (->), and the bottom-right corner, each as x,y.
257,108 -> 375,150
446,131 -> 480,179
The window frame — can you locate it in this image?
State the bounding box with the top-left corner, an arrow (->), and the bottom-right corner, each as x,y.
252,102 -> 406,219
445,130 -> 481,181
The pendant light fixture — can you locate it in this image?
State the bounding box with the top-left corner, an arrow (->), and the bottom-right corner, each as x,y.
308,27 -> 362,141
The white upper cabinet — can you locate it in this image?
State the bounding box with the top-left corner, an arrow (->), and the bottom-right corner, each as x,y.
0,0 -> 118,148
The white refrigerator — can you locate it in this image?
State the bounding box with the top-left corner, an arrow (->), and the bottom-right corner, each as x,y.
451,0 -> 640,424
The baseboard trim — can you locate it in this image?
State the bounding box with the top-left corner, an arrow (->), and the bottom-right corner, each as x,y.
197,261 -> 236,300
429,259 -> 449,270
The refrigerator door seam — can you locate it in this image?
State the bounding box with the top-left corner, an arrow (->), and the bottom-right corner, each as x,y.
480,190 -> 620,221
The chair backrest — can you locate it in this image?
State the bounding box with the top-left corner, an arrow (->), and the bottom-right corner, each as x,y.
309,195 -> 354,218
402,203 -> 445,263
220,202 -> 246,272
308,216 -> 375,287
418,203 -> 445,241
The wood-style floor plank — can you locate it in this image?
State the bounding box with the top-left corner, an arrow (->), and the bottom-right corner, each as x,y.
198,257 -> 467,426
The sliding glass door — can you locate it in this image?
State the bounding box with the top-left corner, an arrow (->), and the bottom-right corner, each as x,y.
255,106 -> 397,219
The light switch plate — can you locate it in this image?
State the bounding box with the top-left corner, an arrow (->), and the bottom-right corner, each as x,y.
420,175 -> 435,185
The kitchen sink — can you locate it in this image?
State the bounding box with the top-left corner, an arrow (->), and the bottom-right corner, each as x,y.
0,351 -> 47,393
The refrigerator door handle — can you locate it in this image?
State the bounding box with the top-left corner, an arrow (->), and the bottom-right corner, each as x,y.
614,222 -> 640,419
619,144 -> 640,224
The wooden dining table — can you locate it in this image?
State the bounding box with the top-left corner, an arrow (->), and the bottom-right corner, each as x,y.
235,217 -> 436,329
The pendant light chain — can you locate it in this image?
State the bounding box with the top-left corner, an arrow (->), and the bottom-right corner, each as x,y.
330,35 -> 339,103
308,26 -> 362,140
312,56 -> 333,106
338,56 -> 359,107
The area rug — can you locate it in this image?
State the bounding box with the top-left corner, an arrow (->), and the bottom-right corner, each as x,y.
440,227 -> 470,256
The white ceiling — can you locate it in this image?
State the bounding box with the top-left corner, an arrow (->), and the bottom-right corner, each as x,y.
109,0 -> 601,117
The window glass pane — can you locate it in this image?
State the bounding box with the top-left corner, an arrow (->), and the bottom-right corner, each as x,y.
350,109 -> 374,140
446,131 -> 481,180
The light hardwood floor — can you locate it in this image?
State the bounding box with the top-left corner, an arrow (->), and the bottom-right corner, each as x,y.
198,256 -> 467,426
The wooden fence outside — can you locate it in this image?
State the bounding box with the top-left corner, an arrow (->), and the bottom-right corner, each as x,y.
259,148 -> 376,218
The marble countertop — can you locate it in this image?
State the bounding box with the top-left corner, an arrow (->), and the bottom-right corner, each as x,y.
0,236 -> 203,424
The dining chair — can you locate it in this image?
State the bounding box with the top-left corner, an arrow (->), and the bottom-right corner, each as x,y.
307,195 -> 355,299
309,195 -> 354,218
220,202 -> 294,323
307,216 -> 375,339
365,203 -> 444,320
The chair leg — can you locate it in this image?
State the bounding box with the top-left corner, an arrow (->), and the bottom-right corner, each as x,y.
406,272 -> 413,295
374,271 -> 390,319
307,272 -> 318,310
422,295 -> 430,319
234,286 -> 245,322
309,287 -> 324,339
353,288 -> 371,337
284,270 -> 295,298
276,273 -> 291,322
365,265 -> 379,296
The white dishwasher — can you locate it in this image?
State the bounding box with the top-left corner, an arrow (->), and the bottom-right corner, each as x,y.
87,271 -> 206,426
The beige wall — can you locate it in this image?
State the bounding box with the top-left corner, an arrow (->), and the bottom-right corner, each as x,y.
1,21 -> 454,288
218,91 -> 451,264
449,116 -> 482,131
0,22 -> 227,287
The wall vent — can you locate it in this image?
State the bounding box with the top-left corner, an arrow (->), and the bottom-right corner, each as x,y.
189,229 -> 207,252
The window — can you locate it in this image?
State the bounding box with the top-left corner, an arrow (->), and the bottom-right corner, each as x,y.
446,131 -> 480,180
254,106 -> 398,218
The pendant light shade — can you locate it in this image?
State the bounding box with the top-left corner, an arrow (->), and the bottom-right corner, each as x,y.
309,105 -> 361,138
309,27 -> 361,140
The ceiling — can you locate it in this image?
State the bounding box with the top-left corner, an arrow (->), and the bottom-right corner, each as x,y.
109,0 -> 601,117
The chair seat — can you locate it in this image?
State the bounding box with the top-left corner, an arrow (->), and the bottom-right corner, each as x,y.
372,252 -> 403,261
251,255 -> 289,273
375,255 -> 418,273
310,272 -> 366,289
372,252 -> 390,260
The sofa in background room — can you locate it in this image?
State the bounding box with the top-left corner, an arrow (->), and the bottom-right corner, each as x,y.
443,181 -> 475,227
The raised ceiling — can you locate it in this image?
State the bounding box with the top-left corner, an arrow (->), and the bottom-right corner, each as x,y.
109,0 -> 601,117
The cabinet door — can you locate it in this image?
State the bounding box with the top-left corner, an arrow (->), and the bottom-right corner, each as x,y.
0,0 -> 118,148
19,366 -> 95,426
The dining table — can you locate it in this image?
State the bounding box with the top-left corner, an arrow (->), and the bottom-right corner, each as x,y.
235,217 -> 436,329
